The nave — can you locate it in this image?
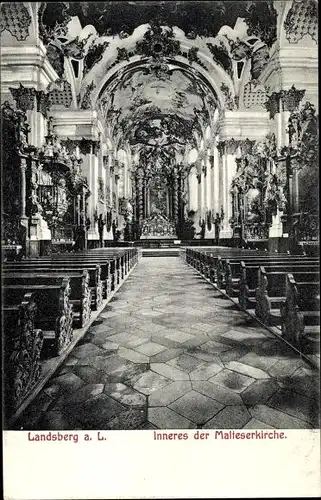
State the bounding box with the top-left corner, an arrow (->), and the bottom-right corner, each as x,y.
14,256 -> 319,431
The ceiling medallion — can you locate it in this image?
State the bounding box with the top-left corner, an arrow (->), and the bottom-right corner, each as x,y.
136,20 -> 180,61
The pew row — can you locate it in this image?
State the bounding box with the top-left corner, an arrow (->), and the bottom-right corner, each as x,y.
255,266 -> 320,326
4,262 -> 103,310
3,278 -> 73,356
3,272 -> 91,328
238,260 -> 319,310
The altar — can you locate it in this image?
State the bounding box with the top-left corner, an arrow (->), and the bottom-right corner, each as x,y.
140,211 -> 177,239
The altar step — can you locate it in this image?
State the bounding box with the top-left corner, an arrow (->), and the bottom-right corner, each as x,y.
141,248 -> 182,257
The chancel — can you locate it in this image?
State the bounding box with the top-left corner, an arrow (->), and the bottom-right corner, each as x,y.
1,1 -> 319,431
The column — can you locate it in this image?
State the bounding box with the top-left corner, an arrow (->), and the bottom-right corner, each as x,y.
188,166 -> 198,212
197,170 -> 202,220
213,140 -> 220,215
82,140 -> 99,240
202,160 -> 207,217
20,157 -> 28,222
206,150 -> 212,212
218,140 -> 237,240
137,171 -> 144,223
173,168 -> 179,221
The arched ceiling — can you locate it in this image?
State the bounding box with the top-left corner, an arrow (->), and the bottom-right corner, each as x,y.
98,62 -> 218,154
38,1 -> 279,171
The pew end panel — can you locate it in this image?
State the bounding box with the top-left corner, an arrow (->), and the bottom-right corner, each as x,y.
3,292 -> 44,418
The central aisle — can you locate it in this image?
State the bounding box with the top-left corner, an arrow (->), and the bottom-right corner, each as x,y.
18,257 -> 319,430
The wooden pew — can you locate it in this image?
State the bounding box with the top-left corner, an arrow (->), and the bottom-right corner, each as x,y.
3,271 -> 91,328
280,274 -> 320,353
255,265 -> 320,326
3,292 -> 44,417
3,278 -> 73,356
4,262 -> 103,310
186,248 -> 269,283
26,247 -> 136,297
36,256 -> 114,298
218,254 -> 293,290
236,259 -> 319,309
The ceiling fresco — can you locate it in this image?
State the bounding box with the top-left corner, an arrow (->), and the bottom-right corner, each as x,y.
36,1 -> 279,172
98,64 -> 217,153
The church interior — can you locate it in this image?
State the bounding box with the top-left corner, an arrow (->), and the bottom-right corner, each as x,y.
1,1 -> 319,430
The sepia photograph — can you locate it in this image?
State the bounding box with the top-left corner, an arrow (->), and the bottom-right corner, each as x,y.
1,0 -> 320,497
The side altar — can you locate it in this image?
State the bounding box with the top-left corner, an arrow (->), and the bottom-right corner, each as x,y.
140,211 -> 177,239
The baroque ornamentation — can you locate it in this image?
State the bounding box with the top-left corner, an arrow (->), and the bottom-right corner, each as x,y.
264,85 -> 305,119
36,90 -> 52,118
284,0 -> 318,44
243,82 -> 268,109
9,84 -> 36,112
79,81 -> 96,110
38,2 -> 71,46
10,85 -> 53,118
136,21 -> 180,60
220,83 -> 237,111
207,42 -> 233,78
244,0 -> 278,48
2,100 -> 30,154
283,101 -> 318,170
83,40 -> 109,75
250,42 -> 270,80
5,292 -> 43,412
115,47 -> 130,63
48,80 -> 73,108
0,2 -> 32,41
187,47 -> 200,65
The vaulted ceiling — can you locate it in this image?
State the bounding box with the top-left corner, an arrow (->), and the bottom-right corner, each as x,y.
38,1 -> 279,169
98,62 -> 218,154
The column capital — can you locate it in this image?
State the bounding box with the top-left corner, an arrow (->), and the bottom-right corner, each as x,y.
264,85 -> 306,119
217,138 -> 240,155
9,84 -> 52,118
9,84 -> 36,112
60,137 -> 100,156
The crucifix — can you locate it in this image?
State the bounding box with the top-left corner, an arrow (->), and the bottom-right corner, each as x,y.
150,82 -> 166,95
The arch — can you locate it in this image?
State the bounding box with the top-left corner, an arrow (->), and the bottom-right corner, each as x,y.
78,23 -> 236,110
88,57 -> 225,112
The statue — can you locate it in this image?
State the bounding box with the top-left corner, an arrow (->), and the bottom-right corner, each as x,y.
214,213 -> 221,244
245,179 -> 263,223
98,214 -> 105,247
199,219 -> 206,240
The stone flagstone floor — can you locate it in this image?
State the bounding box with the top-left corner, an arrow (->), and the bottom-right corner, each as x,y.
16,257 -> 320,430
